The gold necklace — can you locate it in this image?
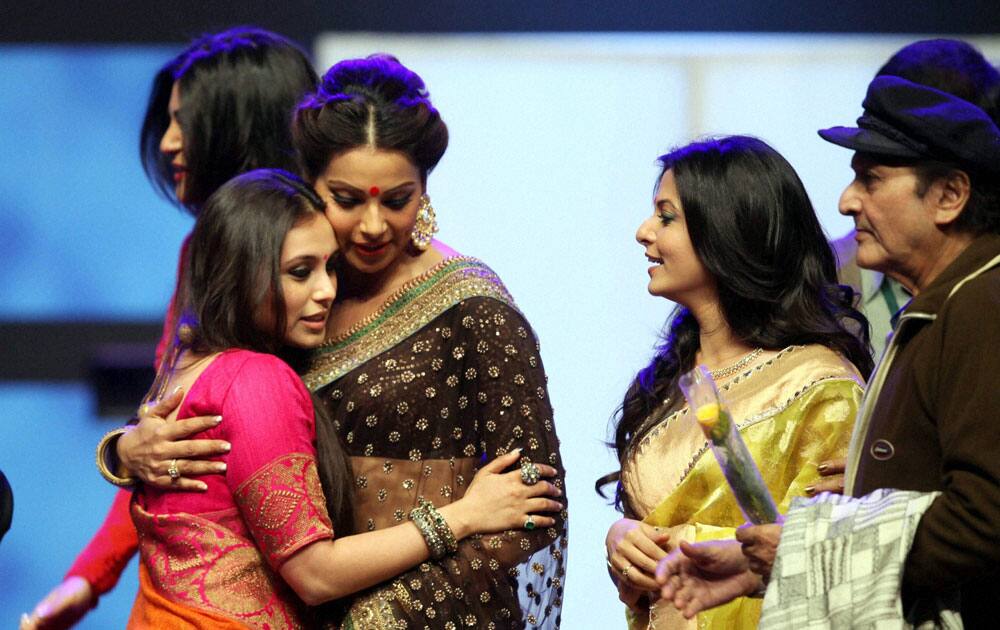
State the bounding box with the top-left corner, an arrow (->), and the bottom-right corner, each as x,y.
710,348 -> 763,379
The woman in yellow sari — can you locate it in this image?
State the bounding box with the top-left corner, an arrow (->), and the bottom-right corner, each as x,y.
599,136 -> 873,629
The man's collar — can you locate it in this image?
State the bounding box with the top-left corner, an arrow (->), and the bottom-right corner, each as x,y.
861,268 -> 886,304
906,233 -> 1000,316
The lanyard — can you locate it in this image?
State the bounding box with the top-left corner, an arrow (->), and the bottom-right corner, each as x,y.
879,278 -> 901,317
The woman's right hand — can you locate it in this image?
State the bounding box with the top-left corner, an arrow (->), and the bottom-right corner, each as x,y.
445,449 -> 562,538
116,388 -> 230,491
20,576 -> 93,630
605,517 -> 672,592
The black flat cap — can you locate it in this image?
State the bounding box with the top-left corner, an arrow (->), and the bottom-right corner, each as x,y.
819,75 -> 1000,176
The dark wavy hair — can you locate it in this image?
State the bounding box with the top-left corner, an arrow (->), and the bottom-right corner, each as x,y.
293,54 -> 449,183
140,27 -> 318,213
163,169 -> 354,535
597,136 -> 874,509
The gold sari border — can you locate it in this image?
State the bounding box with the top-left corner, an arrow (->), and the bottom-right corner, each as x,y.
303,257 -> 517,392
627,345 -> 863,491
628,346 -> 801,461
673,375 -> 861,489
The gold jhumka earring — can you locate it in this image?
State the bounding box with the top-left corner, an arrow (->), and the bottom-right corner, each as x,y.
410,194 -> 438,251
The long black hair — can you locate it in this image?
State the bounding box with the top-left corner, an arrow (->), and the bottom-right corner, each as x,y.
154,169 -> 354,534
597,136 -> 873,509
140,27 -> 318,212
293,54 -> 449,184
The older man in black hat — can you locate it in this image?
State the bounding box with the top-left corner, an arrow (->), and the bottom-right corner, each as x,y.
656,73 -> 1000,627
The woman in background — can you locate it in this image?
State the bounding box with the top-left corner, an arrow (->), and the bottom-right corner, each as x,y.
599,136 -> 872,629
22,27 -> 318,629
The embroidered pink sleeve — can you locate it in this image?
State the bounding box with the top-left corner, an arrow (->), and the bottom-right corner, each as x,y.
220,353 -> 334,569
234,453 -> 333,568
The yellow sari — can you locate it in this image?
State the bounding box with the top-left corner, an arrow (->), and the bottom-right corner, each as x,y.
621,345 -> 863,629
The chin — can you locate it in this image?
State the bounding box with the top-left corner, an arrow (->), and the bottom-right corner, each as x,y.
287,332 -> 325,350
348,255 -> 395,276
646,284 -> 671,300
855,247 -> 889,273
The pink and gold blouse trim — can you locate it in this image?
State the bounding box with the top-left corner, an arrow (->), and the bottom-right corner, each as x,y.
234,452 -> 334,568
132,453 -> 332,629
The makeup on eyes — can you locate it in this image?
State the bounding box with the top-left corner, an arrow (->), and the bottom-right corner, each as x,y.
285,256 -> 321,278
656,198 -> 679,212
655,199 -> 680,222
657,211 -> 675,225
327,179 -> 417,196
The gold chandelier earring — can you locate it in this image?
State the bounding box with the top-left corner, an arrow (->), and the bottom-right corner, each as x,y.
410,194 -> 438,251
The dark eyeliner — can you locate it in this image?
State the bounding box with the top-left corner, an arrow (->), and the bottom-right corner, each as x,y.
383,195 -> 412,210
332,192 -> 361,208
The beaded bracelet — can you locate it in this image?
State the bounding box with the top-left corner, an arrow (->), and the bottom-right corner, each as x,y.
95,428 -> 137,488
410,498 -> 458,559
410,500 -> 447,559
423,498 -> 458,554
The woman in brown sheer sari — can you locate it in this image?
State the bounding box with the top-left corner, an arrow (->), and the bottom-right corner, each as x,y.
291,54 -> 567,629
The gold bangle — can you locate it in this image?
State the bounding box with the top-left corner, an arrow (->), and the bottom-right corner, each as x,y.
95,428 -> 137,488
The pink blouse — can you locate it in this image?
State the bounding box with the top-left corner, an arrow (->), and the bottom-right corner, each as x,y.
131,349 -> 333,628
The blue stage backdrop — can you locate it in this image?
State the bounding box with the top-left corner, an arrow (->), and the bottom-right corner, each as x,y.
0,46 -> 190,321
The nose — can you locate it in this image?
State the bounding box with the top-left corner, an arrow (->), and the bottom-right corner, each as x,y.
636,215 -> 657,246
160,119 -> 182,156
838,181 -> 861,217
359,202 -> 387,239
315,270 -> 337,306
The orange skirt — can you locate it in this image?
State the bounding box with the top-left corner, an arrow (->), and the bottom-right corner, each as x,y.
127,562 -> 248,629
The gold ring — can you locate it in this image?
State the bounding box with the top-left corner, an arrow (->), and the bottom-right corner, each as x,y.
621,563 -> 632,580
168,459 -> 180,481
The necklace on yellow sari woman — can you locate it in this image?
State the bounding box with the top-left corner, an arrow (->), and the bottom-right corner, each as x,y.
710,348 -> 763,380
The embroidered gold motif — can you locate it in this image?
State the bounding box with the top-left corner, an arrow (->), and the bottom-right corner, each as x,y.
233,452 -> 334,567
132,502 -> 307,629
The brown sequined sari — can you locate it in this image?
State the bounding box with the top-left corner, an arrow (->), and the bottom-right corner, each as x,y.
304,257 -> 568,629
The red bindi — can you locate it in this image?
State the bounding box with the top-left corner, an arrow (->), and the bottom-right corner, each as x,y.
369,186 -> 380,197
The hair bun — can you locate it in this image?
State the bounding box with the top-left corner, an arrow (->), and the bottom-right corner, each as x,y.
177,322 -> 196,345
319,54 -> 430,106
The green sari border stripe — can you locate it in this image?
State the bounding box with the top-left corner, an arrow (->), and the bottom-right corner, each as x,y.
303,258 -> 517,392
315,257 -> 477,356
